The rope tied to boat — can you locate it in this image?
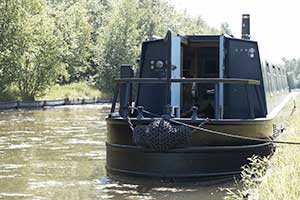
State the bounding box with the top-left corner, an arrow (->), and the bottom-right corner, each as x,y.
127,105 -> 300,146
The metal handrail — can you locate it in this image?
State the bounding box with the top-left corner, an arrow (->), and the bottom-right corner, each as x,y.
112,77 -> 264,119
115,78 -> 260,85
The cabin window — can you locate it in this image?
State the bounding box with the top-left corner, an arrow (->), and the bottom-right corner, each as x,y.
266,62 -> 270,73
272,65 -> 279,92
268,65 -> 275,95
282,75 -> 285,91
265,62 -> 271,94
277,67 -> 282,91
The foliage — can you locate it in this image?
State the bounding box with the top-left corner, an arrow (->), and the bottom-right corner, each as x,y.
221,22 -> 232,35
170,10 -> 219,35
0,0 -> 65,100
225,156 -> 269,200
282,57 -> 300,89
95,0 -> 140,95
49,0 -> 93,83
0,0 -> 220,100
0,0 -> 25,92
0,84 -> 20,101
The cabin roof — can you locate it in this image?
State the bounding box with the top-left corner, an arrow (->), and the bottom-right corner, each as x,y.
184,34 -> 257,43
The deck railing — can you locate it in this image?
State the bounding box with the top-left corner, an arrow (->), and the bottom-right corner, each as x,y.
111,77 -> 264,119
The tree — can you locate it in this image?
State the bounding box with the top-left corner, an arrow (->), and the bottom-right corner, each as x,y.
0,0 -> 65,100
136,0 -> 172,41
51,1 -> 93,83
171,10 -> 218,35
282,57 -> 300,89
220,22 -> 232,35
0,0 -> 26,92
96,0 -> 140,95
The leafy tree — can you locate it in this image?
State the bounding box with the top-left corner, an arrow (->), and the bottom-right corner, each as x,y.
51,1 -> 93,83
137,0 -> 173,41
282,57 -> 300,89
96,0 -> 140,94
0,0 -> 65,100
220,22 -> 232,35
0,0 -> 26,92
136,0 -> 218,40
170,11 -> 218,35
85,0 -> 111,80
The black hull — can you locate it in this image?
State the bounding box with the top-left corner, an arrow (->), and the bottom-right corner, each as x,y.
105,92 -> 297,179
106,142 -> 274,178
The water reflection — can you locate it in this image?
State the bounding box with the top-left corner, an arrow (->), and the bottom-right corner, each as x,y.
0,105 -> 233,200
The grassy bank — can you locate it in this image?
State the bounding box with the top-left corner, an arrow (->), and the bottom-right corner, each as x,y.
38,82 -> 104,100
226,97 -> 300,200
0,82 -> 105,102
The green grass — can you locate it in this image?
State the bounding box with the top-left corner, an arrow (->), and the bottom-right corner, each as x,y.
0,82 -> 105,102
225,96 -> 300,200
38,82 -> 104,100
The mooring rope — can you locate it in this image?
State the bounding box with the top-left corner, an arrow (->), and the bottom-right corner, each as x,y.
128,105 -> 300,146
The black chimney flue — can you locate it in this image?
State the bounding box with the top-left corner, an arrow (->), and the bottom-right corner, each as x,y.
242,14 -> 250,39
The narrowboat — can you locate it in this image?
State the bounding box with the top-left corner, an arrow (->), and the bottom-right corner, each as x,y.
106,14 -> 297,178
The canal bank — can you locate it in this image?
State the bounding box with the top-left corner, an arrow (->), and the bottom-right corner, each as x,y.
225,98 -> 300,200
0,98 -> 111,110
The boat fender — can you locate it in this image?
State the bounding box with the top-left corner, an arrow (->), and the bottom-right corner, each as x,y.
132,119 -> 191,151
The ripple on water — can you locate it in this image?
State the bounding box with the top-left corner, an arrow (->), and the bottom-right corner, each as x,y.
0,164 -> 24,170
65,151 -> 103,160
60,126 -> 88,131
0,174 -> 21,178
152,187 -> 198,193
7,130 -> 35,134
7,143 -> 33,149
0,193 -> 34,197
29,137 -> 45,142
28,181 -> 65,189
48,146 -> 70,150
98,194 -> 114,199
66,138 -> 104,145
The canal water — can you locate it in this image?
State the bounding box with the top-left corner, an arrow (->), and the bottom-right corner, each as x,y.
0,105 -> 234,200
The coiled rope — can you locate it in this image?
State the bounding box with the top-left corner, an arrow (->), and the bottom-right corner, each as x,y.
128,105 -> 300,146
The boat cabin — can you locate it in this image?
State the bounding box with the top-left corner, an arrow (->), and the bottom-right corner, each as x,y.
115,15 -> 289,120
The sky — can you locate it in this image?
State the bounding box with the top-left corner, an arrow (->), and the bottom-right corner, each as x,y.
169,0 -> 300,62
